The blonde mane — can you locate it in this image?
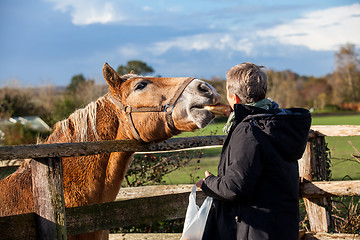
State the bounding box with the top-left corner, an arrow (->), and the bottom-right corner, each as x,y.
57,96 -> 106,142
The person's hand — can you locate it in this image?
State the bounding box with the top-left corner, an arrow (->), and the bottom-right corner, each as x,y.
225,108 -> 233,117
195,171 -> 212,188
196,179 -> 204,188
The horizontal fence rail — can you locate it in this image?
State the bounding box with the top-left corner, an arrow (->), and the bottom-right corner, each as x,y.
0,135 -> 225,161
300,180 -> 360,197
310,125 -> 360,136
1,125 -> 359,163
116,182 -> 360,201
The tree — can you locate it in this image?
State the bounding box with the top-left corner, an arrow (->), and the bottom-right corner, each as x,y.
266,69 -> 302,108
0,88 -> 37,117
332,43 -> 360,103
301,77 -> 332,109
117,60 -> 154,76
50,74 -> 106,125
67,74 -> 87,93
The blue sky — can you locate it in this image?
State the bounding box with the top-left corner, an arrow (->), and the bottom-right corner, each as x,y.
0,0 -> 359,87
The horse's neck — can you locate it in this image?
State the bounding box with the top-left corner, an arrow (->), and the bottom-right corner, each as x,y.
46,96 -> 135,204
96,99 -> 135,201
102,151 -> 134,202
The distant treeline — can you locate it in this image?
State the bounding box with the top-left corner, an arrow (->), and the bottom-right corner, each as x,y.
0,43 -> 359,130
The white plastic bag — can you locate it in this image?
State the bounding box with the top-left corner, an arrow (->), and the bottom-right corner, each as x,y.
180,185 -> 213,240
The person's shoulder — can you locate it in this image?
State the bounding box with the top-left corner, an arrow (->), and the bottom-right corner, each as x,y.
230,121 -> 259,143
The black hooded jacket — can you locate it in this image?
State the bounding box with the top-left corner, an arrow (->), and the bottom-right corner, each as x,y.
201,104 -> 311,240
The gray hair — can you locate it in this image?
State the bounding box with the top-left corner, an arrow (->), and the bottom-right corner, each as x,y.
226,62 -> 268,104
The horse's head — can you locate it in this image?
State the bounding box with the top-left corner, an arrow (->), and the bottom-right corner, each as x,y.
103,63 -> 221,142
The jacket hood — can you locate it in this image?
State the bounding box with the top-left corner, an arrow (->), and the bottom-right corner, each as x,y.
233,104 -> 312,161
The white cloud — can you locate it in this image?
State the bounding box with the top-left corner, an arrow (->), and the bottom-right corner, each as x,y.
46,0 -> 130,25
144,4 -> 360,57
166,6 -> 183,13
142,6 -> 153,11
258,3 -> 360,51
45,0 -> 197,26
150,33 -> 254,55
117,44 -> 142,59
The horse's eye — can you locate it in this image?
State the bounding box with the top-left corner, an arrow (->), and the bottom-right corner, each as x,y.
135,82 -> 148,91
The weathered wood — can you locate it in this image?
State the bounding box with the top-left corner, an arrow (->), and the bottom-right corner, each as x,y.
109,232 -> 360,240
303,232 -> 360,240
117,184 -> 195,200
0,136 -> 226,161
116,181 -> 360,202
299,136 -> 333,232
117,184 -> 207,207
310,125 -> 360,136
298,141 -> 313,182
0,212 -> 37,240
110,233 -> 182,240
300,180 -> 360,197
31,157 -> 67,239
66,191 -> 206,236
0,159 -> 24,167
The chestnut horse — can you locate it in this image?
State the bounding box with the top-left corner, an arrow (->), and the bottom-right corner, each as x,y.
0,63 -> 221,239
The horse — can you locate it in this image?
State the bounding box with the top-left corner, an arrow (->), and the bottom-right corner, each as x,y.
0,63 -> 221,240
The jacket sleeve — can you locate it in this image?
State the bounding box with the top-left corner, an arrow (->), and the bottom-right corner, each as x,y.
201,125 -> 264,202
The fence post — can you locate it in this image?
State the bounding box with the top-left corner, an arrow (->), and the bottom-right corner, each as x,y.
299,135 -> 333,232
31,157 -> 67,240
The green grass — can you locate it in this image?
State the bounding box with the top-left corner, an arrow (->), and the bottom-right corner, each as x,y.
177,117 -> 227,138
311,114 -> 360,125
163,153 -> 220,185
312,113 -> 360,180
164,114 -> 360,184
326,136 -> 360,180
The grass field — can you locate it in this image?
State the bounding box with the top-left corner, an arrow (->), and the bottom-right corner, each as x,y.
163,114 -> 360,184
311,114 -> 360,125
312,114 -> 360,180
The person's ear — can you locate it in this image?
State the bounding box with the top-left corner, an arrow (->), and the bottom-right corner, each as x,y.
232,94 -> 241,104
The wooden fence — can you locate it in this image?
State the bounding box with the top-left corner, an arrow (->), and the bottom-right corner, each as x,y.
0,125 -> 360,240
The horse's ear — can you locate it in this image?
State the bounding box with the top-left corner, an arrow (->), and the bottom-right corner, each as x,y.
102,63 -> 124,89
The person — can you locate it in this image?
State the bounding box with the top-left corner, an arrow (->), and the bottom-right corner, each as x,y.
196,62 -> 311,240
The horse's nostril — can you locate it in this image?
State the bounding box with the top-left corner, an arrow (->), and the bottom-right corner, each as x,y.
198,82 -> 211,94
